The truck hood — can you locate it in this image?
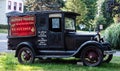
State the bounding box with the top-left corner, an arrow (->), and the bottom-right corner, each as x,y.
66,31 -> 98,48
76,31 -> 97,36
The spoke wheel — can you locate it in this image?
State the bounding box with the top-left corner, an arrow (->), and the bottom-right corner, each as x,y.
18,47 -> 35,64
81,46 -> 103,66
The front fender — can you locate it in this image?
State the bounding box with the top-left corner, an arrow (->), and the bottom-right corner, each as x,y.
15,42 -> 35,57
102,42 -> 111,50
72,41 -> 104,56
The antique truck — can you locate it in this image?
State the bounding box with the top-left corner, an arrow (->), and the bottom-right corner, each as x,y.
7,11 -> 115,66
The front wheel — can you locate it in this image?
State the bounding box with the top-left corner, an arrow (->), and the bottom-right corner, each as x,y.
81,46 -> 103,66
103,44 -> 113,63
18,47 -> 35,64
103,54 -> 113,63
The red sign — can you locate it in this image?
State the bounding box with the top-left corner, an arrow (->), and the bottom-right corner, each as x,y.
10,15 -> 36,37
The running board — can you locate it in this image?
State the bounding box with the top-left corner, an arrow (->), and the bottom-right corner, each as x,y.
38,50 -> 75,55
35,55 -> 71,59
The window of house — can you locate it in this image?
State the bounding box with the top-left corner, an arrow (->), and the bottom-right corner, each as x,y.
8,1 -> 11,10
14,2 -> 17,10
19,3 -> 22,11
49,18 -> 61,32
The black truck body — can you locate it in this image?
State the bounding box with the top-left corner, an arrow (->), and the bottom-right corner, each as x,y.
7,11 -> 115,66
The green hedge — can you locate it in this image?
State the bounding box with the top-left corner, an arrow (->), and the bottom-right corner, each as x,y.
104,23 -> 120,49
0,24 -> 8,29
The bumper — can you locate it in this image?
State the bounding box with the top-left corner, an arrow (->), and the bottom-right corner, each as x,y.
104,50 -> 116,55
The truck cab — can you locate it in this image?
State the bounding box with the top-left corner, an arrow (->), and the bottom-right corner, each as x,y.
7,11 -> 115,66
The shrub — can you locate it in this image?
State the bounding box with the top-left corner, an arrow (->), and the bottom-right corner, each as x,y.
104,23 -> 120,49
0,24 -> 8,29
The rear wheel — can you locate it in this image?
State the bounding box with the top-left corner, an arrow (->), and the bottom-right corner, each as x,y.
18,47 -> 35,64
81,46 -> 103,66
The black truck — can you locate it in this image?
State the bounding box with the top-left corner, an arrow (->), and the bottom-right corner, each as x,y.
7,11 -> 115,66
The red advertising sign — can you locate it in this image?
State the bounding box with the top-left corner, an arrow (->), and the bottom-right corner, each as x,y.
10,15 -> 36,37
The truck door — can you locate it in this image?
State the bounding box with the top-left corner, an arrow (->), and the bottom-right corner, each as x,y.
48,14 -> 64,50
37,14 -> 48,49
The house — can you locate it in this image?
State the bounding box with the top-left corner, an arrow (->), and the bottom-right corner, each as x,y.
0,0 -> 24,25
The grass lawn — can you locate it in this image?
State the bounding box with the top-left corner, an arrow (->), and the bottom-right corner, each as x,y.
0,53 -> 120,71
0,29 -> 8,33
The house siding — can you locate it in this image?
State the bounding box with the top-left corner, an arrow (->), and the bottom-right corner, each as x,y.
0,0 -> 24,25
0,0 -> 7,24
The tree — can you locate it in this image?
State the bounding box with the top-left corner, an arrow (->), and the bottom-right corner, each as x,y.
95,16 -> 107,29
24,0 -> 65,11
93,0 -> 110,30
81,0 -> 98,27
62,0 -> 98,30
62,0 -> 87,25
102,0 -> 120,24
113,0 -> 120,23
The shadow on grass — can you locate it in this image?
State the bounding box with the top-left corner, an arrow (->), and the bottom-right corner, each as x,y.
35,58 -> 81,64
24,58 -> 120,71
21,59 -> 85,71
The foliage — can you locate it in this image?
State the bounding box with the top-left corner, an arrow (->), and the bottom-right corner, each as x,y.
0,25 -> 8,33
63,0 -> 97,30
104,0 -> 120,16
101,0 -> 114,26
0,53 -> 120,71
95,16 -> 108,29
0,29 -> 7,33
81,0 -> 98,25
104,23 -> 120,49
62,0 -> 87,25
24,0 -> 65,11
111,0 -> 120,16
0,25 -> 8,29
101,0 -> 120,25
0,25 -> 7,33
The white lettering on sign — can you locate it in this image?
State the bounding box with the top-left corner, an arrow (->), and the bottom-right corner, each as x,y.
38,31 -> 47,37
38,38 -> 47,46
10,15 -> 36,37
38,31 -> 47,46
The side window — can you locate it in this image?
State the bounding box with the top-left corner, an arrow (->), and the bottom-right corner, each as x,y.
52,18 -> 60,29
49,18 -> 61,32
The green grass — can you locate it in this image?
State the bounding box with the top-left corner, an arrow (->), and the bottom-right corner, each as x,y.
0,53 -> 120,71
0,29 -> 8,33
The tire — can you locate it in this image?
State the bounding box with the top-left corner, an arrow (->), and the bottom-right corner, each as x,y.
103,54 -> 113,63
103,44 -> 113,63
18,47 -> 35,64
81,46 -> 103,66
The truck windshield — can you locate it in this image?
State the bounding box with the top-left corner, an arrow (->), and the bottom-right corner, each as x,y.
65,17 -> 75,30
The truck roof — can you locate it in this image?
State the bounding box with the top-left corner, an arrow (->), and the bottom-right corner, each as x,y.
6,10 -> 80,17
